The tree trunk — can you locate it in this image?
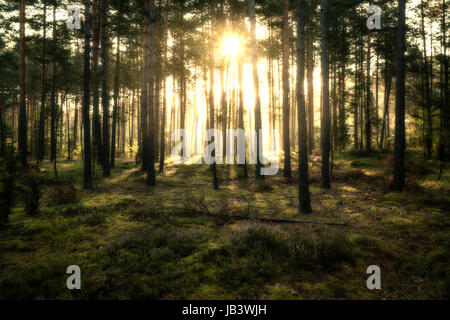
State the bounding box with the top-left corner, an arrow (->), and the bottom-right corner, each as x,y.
320,0 -> 330,189
50,4 -> 57,177
73,98 -> 78,151
297,0 -> 312,213
209,0 -> 219,189
307,30 -> 315,155
366,31 -> 372,151
159,9 -> 168,173
82,0 -> 93,189
100,0 -> 110,177
393,0 -> 406,191
92,0 -> 103,165
141,3 -> 150,172
421,0 -> 432,159
282,0 -> 291,177
111,0 -> 121,169
380,63 -> 392,149
147,0 -> 156,186
18,0 -> 27,167
249,0 -> 264,180
38,1 -> 47,163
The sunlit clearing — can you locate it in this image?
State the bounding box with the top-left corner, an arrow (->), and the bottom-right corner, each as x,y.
220,34 -> 241,57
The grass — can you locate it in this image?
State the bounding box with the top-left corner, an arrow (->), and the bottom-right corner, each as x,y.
0,150 -> 448,299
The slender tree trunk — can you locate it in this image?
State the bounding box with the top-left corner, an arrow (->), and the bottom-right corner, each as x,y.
92,0 -> 103,165
354,44 -> 359,149
249,0 -> 264,180
141,3 -> 150,172
159,9 -> 168,173
147,0 -> 156,186
307,30 -> 315,155
100,0 -> 110,177
73,98 -> 78,151
320,0 -> 330,189
38,1 -> 47,163
111,1 -> 121,169
282,0 -> 291,177
209,0 -> 219,189
393,0 -> 406,191
297,0 -> 312,213
50,5 -> 57,177
421,0 -> 432,159
380,64 -> 392,149
18,0 -> 27,167
366,31 -> 372,151
82,0 -> 92,189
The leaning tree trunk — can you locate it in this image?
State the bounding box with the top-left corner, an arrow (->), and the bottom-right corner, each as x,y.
393,0 -> 406,191
82,0 -> 93,189
320,0 -> 330,189
297,0 -> 312,213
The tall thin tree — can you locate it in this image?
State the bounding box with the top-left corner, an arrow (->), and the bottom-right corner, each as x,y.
100,0 -> 110,177
111,0 -> 121,168
249,0 -> 264,180
18,0 -> 27,167
320,0 -> 330,189
297,0 -> 312,213
147,0 -> 156,186
209,0 -> 219,189
38,0 -> 47,163
282,0 -> 292,177
83,0 -> 93,189
393,0 -> 406,191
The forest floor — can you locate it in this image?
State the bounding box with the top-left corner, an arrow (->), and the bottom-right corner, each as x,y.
0,150 -> 449,299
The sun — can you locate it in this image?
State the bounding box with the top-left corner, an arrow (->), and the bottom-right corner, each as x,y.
220,34 -> 242,58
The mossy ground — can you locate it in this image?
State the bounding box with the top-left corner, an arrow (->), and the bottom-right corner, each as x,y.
0,150 -> 448,299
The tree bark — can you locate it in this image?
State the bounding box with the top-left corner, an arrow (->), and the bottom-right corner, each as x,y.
320,0 -> 330,189
297,0 -> 312,213
393,0 -> 406,191
111,0 -> 121,169
38,1 -> 47,163
282,0 -> 292,177
18,0 -> 27,167
100,0 -> 110,177
249,0 -> 264,180
209,0 -> 219,189
82,0 -> 93,189
366,31 -> 372,151
147,0 -> 156,186
92,0 -> 103,165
